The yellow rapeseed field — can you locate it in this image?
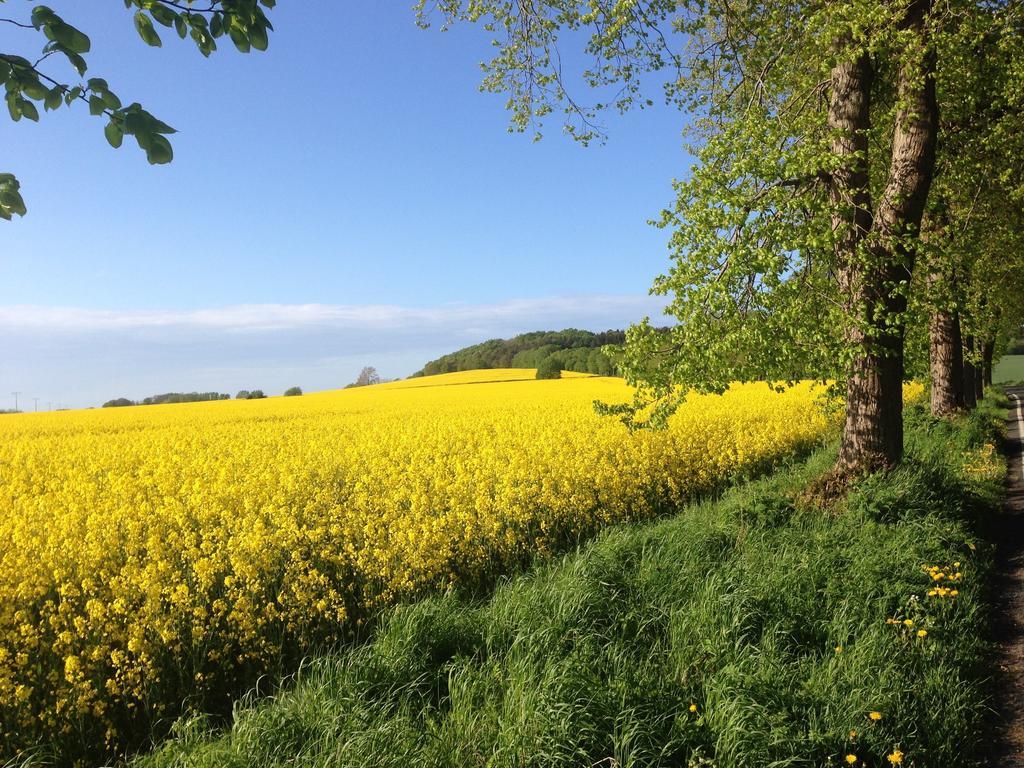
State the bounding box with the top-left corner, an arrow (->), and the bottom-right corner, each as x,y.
0,371 -> 842,755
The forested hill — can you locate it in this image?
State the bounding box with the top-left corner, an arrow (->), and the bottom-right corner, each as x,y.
413,329 -> 625,377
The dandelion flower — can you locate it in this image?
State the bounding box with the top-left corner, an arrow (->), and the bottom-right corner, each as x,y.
689,703 -> 698,713
888,749 -> 904,765
917,629 -> 927,638
903,619 -> 914,627
869,711 -> 883,721
846,755 -> 858,765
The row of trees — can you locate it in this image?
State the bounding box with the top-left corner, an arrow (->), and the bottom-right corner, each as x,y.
103,387 -> 304,407
427,0 -> 1024,474
103,392 -> 229,407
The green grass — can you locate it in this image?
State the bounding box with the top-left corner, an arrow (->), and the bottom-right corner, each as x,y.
113,396 -> 1009,768
995,354 -> 1024,384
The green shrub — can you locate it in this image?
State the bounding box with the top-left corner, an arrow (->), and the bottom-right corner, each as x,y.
536,357 -> 563,379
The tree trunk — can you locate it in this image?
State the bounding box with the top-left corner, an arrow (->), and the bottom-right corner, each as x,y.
976,354 -> 985,401
832,0 -> 938,473
983,339 -> 995,387
963,335 -> 978,409
928,301 -> 964,417
829,51 -> 885,471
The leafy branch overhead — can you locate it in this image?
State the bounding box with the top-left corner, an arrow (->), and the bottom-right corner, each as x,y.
0,0 -> 277,220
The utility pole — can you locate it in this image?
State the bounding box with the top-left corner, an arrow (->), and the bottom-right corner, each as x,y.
32,397 -> 38,412
11,392 -> 19,412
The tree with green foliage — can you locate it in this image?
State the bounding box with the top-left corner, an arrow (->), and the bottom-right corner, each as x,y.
912,5 -> 1024,417
424,0 -> 1024,474
102,397 -> 135,408
0,0 -> 276,219
535,357 -> 562,380
284,386 -> 303,397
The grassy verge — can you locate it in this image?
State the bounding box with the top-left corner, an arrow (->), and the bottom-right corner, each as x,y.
126,397 -> 1007,768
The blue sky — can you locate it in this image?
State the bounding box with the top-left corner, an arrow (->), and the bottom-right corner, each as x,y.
0,1 -> 688,407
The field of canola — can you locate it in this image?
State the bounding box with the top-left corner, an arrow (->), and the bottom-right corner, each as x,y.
0,370 -> 839,758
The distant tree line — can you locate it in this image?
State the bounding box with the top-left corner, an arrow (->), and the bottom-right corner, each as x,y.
413,329 -> 626,378
101,388 -> 304,408
103,392 -> 231,408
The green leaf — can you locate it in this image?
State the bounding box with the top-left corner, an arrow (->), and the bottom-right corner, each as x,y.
190,27 -> 215,57
143,133 -> 173,164
104,120 -> 123,149
0,173 -> 27,218
62,49 -> 88,76
44,87 -> 63,111
88,95 -> 105,116
149,4 -> 177,27
174,15 -> 187,39
120,104 -> 176,136
45,20 -> 91,54
30,6 -> 57,30
20,100 -> 39,122
21,79 -> 48,100
134,11 -> 162,47
250,23 -> 269,51
228,25 -> 251,53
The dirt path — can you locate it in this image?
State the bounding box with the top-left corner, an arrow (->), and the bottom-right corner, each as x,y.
994,386 -> 1024,766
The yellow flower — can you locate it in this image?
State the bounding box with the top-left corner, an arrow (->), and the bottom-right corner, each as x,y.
689,703 -> 698,713
835,645 -> 843,654
849,729 -> 857,740
846,755 -> 858,765
903,619 -> 914,627
887,748 -> 904,765
869,711 -> 883,721
0,373 -> 835,751
917,629 -> 927,638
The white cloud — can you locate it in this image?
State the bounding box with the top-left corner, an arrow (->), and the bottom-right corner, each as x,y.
0,294 -> 669,408
0,295 -> 665,335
